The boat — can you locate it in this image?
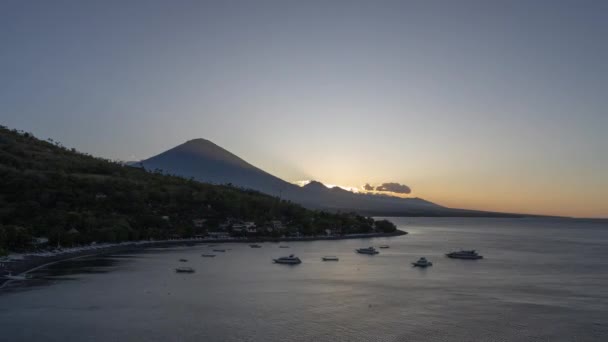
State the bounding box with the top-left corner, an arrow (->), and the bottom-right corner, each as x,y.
273,254 -> 302,264
212,249 -> 226,252
446,250 -> 483,260
249,244 -> 262,248
175,267 -> 195,273
279,245 -> 290,248
412,257 -> 433,267
2,272 -> 29,281
322,256 -> 339,261
355,247 -> 379,255
201,254 -> 216,257
379,245 -> 390,249
179,258 -> 188,262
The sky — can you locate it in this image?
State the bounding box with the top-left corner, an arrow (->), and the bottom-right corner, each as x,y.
1,0 -> 607,218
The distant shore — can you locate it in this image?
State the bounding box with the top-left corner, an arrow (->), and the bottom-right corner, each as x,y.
0,230 -> 406,288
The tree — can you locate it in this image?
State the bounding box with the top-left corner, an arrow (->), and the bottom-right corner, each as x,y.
374,219 -> 397,233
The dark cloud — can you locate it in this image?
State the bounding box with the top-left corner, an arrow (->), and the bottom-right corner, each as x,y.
363,183 -> 374,191
375,182 -> 411,194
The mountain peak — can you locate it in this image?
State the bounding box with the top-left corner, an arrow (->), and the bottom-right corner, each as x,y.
185,138 -> 212,144
303,180 -> 328,190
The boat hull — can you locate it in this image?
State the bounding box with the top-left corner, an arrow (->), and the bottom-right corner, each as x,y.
356,250 -> 379,255
273,260 -> 301,264
412,263 -> 432,267
446,254 -> 483,260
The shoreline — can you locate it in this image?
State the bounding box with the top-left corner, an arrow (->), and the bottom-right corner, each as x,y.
0,230 -> 406,288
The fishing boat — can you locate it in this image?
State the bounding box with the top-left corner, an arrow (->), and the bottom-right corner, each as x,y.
355,247 -> 379,255
175,267 -> 195,273
273,254 -> 302,264
412,257 -> 433,267
446,250 -> 483,260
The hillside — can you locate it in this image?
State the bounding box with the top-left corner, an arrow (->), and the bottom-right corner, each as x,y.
0,126 -> 396,253
139,138 -> 297,198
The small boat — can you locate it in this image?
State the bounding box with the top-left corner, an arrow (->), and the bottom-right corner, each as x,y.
2,272 -> 29,281
412,257 -> 433,267
356,247 -> 379,255
273,254 -> 302,264
249,244 -> 262,248
446,250 -> 483,260
201,254 -> 216,257
175,267 -> 195,273
379,245 -> 390,249
322,256 -> 339,261
179,258 -> 188,262
279,245 -> 290,248
212,249 -> 226,252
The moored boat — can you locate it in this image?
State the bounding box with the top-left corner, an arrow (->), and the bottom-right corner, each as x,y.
249,244 -> 262,248
175,267 -> 195,273
356,246 -> 379,255
446,250 -> 483,260
179,258 -> 188,262
379,245 -> 390,249
213,249 -> 226,252
273,254 -> 302,264
201,254 -> 216,257
412,257 -> 433,267
322,256 -> 339,261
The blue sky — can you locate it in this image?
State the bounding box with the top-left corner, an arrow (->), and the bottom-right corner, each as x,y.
1,0 -> 606,217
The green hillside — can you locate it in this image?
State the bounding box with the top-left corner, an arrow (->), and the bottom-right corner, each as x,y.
0,126 -> 395,253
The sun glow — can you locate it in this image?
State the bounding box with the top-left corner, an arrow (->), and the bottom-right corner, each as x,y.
294,180 -> 360,193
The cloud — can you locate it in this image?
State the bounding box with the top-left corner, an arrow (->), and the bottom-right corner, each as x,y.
375,182 -> 411,194
363,183 -> 374,191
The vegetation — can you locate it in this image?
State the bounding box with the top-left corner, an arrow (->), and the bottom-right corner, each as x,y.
0,126 -> 396,252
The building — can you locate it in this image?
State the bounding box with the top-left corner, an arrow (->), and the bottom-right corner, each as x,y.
192,219 -> 207,228
207,231 -> 230,239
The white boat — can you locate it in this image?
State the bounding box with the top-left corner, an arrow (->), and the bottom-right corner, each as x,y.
356,247 -> 379,255
2,272 -> 29,280
446,250 -> 483,260
412,257 -> 433,267
273,254 -> 302,264
322,256 -> 339,261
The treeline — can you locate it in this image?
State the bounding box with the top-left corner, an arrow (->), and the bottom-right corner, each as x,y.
0,126 -> 396,253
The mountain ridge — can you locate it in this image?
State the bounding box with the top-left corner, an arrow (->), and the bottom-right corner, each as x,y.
138,138 -> 530,217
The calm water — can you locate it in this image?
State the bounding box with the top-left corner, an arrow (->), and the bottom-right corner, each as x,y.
1,218 -> 607,341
